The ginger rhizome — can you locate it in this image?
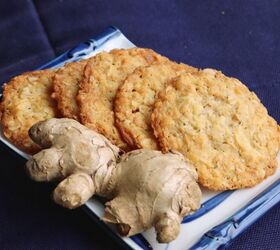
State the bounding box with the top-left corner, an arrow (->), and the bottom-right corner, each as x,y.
26,118 -> 201,243
103,150 -> 201,243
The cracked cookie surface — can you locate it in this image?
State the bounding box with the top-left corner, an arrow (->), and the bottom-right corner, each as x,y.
1,70 -> 58,153
115,62 -> 197,149
151,69 -> 280,190
52,60 -> 88,120
77,48 -> 168,150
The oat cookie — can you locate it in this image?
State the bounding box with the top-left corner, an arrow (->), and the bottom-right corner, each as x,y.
115,62 -> 197,149
151,69 -> 280,190
52,60 -> 87,120
1,70 -> 58,154
77,48 -> 168,150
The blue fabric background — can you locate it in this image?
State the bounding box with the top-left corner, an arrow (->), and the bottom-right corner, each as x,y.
0,0 -> 279,249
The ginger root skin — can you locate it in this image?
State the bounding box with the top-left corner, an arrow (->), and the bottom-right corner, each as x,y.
26,118 -> 120,206
102,150 -> 201,243
26,118 -> 201,243
53,173 -> 95,209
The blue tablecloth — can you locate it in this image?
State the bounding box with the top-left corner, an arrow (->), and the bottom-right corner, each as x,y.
0,1 -> 279,249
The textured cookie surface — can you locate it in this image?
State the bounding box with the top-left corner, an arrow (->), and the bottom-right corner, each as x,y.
151,69 -> 280,190
52,60 -> 87,120
1,70 -> 58,154
115,62 -> 197,149
77,48 -> 168,150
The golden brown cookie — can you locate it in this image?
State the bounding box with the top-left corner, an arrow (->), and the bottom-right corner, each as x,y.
115,62 -> 197,149
77,48 -> 168,150
1,70 -> 58,154
52,60 -> 88,120
151,69 -> 280,190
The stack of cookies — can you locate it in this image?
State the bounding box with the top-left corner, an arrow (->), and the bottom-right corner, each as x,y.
1,48 -> 279,191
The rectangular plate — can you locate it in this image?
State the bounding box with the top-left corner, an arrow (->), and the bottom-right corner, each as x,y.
1,26 -> 280,250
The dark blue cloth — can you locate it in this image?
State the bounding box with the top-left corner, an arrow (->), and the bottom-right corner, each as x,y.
0,0 -> 279,249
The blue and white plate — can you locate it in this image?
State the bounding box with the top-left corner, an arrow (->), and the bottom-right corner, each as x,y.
1,27 -> 279,250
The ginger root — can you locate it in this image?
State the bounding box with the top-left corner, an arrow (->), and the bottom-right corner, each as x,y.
103,150 -> 201,243
26,118 -> 120,206
26,118 -> 201,243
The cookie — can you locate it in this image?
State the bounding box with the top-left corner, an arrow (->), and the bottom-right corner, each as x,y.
1,70 -> 58,154
115,62 -> 197,149
151,69 -> 280,190
77,48 -> 168,150
52,60 -> 87,120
